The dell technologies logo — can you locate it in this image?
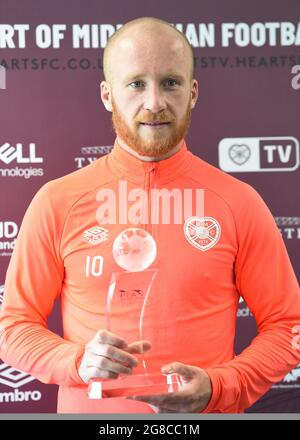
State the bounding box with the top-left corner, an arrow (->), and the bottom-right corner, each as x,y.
0,143 -> 44,179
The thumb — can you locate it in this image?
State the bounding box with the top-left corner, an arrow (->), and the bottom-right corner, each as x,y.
126,340 -> 152,354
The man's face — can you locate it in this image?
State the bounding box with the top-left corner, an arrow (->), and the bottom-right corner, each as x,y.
101,27 -> 198,157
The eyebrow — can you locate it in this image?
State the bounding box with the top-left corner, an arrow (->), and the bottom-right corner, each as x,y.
123,72 -> 186,83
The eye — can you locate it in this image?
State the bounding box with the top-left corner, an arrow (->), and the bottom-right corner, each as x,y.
165,79 -> 179,87
129,81 -> 144,89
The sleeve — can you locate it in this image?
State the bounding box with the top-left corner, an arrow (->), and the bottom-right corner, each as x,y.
0,183 -> 86,386
203,184 -> 300,413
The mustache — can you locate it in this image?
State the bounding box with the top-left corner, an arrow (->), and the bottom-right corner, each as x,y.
136,113 -> 175,124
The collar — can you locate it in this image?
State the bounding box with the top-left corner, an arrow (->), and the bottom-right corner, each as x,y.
107,138 -> 193,184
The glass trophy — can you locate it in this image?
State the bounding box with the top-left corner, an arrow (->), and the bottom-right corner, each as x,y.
88,228 -> 183,399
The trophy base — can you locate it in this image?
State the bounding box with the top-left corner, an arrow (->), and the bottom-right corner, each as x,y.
88,373 -> 183,399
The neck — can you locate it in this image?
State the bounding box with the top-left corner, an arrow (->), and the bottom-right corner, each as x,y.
116,136 -> 184,162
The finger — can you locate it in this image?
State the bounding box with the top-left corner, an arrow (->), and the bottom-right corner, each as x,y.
86,367 -> 119,380
93,329 -> 128,348
87,343 -> 139,368
127,391 -> 187,407
87,356 -> 133,375
161,362 -> 197,379
126,340 -> 152,354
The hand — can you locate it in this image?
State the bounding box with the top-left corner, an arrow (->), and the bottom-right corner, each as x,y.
78,329 -> 151,384
127,362 -> 212,413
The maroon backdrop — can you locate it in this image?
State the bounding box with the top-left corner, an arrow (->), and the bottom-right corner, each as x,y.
0,0 -> 299,413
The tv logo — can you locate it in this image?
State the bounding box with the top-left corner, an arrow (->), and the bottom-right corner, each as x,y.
0,143 -> 43,165
219,137 -> 299,172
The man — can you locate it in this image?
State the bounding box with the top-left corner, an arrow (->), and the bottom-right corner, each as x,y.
0,17 -> 300,414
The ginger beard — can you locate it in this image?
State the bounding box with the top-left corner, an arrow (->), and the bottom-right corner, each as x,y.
111,96 -> 192,157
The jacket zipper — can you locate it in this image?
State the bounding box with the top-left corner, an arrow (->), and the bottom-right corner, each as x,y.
144,164 -> 158,239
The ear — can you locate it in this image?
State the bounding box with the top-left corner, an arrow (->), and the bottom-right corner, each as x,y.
190,79 -> 199,109
100,80 -> 113,112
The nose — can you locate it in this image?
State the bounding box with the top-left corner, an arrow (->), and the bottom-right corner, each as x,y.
143,83 -> 167,114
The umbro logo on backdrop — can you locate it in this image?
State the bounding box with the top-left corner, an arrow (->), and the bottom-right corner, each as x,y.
0,362 -> 42,403
0,363 -> 36,389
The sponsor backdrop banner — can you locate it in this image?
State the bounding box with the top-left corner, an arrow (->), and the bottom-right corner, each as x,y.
0,0 -> 299,413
